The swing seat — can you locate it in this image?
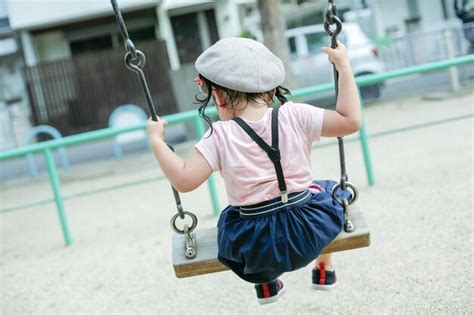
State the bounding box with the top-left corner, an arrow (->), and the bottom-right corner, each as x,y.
172,205 -> 370,278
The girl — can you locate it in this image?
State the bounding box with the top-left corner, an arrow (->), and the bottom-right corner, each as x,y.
147,37 -> 361,305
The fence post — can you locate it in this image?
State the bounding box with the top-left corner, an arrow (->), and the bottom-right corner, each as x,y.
44,148 -> 72,245
443,30 -> 461,92
193,116 -> 221,216
357,89 -> 375,187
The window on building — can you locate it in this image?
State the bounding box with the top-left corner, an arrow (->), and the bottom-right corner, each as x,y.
288,37 -> 297,60
171,13 -> 202,64
205,10 -> 219,45
305,32 -> 327,54
305,32 -> 347,54
128,26 -> 157,44
0,17 -> 10,31
70,35 -> 113,54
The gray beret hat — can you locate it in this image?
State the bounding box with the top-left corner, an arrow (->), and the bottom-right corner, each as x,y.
195,37 -> 285,93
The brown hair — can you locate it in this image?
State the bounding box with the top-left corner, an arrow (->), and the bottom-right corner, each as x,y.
194,74 -> 291,135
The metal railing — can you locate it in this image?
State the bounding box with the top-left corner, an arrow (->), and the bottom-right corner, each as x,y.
1,54 -> 473,246
378,22 -> 474,70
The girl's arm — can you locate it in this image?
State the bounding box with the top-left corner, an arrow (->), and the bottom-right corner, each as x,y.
320,41 -> 362,137
146,119 -> 213,192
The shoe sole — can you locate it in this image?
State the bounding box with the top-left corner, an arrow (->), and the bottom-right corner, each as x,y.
312,282 -> 338,291
257,285 -> 287,305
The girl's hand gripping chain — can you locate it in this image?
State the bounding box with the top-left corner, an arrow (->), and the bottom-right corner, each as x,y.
321,40 -> 351,72
319,40 -> 361,137
146,115 -> 212,193
147,117 -> 168,142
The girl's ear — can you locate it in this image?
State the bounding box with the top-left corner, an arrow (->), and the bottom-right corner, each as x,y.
267,90 -> 276,103
212,89 -> 226,107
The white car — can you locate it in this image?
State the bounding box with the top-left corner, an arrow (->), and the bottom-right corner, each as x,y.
285,23 -> 385,99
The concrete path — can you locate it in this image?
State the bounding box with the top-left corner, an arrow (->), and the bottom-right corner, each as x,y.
1,90 -> 473,314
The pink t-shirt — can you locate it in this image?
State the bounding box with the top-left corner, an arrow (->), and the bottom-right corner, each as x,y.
195,101 -> 324,206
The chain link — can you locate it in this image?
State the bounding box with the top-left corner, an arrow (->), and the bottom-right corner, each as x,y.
111,0 -> 201,251
124,50 -> 146,71
183,225 -> 197,259
125,39 -> 137,59
325,1 -> 337,25
110,0 -> 158,121
170,211 -> 198,234
324,0 -> 359,232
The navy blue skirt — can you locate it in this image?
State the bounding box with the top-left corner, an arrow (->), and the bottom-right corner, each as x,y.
217,180 -> 349,284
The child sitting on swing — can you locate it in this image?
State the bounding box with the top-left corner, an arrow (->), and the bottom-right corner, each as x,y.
147,37 -> 361,305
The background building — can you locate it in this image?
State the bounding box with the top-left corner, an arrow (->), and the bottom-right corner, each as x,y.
0,0 -> 28,150
0,0 -> 470,149
3,0 -> 254,139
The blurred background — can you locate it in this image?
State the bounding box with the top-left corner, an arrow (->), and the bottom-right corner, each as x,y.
0,0 -> 473,155
1,1 -> 473,313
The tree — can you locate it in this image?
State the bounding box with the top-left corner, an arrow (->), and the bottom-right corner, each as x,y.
257,0 -> 296,89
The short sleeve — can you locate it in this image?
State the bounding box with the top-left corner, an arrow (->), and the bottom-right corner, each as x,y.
287,102 -> 325,142
195,128 -> 221,172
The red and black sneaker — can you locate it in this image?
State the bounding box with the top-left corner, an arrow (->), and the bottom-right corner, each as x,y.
312,263 -> 337,291
254,279 -> 286,305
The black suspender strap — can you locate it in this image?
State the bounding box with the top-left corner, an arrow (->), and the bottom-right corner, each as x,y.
232,107 -> 288,203
270,107 -> 288,203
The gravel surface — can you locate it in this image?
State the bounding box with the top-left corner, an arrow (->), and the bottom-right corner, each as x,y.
1,90 -> 473,314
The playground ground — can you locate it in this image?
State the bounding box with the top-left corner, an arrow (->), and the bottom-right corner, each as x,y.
1,89 -> 473,314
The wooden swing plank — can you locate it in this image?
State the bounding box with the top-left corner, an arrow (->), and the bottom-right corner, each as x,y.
172,206 -> 370,278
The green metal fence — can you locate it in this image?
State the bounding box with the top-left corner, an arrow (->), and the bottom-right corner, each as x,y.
1,54 -> 473,246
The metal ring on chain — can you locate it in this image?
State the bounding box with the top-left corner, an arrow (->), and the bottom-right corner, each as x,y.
331,181 -> 359,206
170,211 -> 198,234
124,50 -> 146,72
324,15 -> 342,38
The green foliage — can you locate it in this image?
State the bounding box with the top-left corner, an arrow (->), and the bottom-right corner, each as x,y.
240,31 -> 256,40
372,34 -> 391,47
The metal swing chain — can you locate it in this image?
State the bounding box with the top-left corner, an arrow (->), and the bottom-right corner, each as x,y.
324,0 -> 359,233
110,0 -> 197,258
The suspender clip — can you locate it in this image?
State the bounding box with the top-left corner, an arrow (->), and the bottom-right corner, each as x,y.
281,190 -> 288,203
268,147 -> 281,162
